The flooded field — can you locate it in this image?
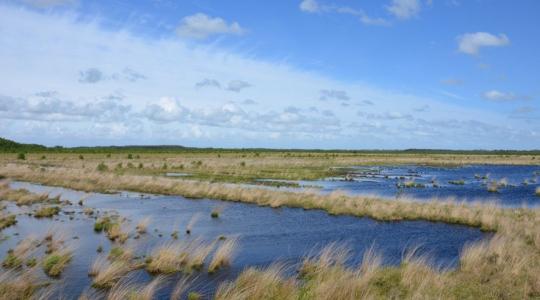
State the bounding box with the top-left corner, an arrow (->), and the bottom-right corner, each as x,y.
252,165 -> 540,207
1,181 -> 488,298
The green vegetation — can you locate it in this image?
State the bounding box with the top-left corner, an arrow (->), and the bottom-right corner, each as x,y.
34,206 -> 60,218
448,180 -> 465,185
187,292 -> 202,300
42,251 -> 72,276
2,251 -> 23,269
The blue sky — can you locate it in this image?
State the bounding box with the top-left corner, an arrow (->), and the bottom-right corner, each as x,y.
0,0 -> 539,149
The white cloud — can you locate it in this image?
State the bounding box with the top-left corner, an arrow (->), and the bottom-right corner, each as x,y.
457,32 -> 510,55
482,90 -> 522,102
299,0 -> 320,13
299,0 -> 389,26
176,13 -> 245,40
0,4 -> 537,148
386,0 -> 421,19
143,97 -> 187,123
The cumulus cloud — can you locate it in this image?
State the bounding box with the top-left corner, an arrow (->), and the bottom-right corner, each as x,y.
457,32 -> 510,55
0,93 -> 131,122
226,80 -> 252,92
482,90 -> 527,102
1,5 -> 537,148
176,13 -> 245,40
320,89 -> 350,101
143,97 -> 187,123
386,0 -> 421,19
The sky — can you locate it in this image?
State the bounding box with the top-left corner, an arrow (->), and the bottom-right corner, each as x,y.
0,0 -> 539,149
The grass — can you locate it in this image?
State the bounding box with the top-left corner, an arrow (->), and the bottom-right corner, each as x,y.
0,214 -> 16,230
0,269 -> 42,299
146,239 -> 216,274
135,217 -> 151,234
215,264 -> 298,300
208,238 -> 237,274
106,276 -> 164,300
2,237 -> 40,270
1,155 -> 540,298
94,216 -> 128,243
448,179 -> 465,185
210,206 -> 222,218
34,206 -> 60,218
90,256 -> 134,288
535,186 -> 540,197
42,250 -> 72,277
108,246 -> 133,261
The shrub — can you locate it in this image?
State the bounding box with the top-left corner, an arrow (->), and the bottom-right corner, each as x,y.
17,153 -> 26,160
96,162 -> 109,172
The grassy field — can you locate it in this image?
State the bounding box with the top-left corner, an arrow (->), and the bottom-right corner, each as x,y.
1,149 -> 540,299
2,150 -> 539,184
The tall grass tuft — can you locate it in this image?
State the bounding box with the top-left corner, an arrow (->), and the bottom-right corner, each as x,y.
208,238 -> 238,274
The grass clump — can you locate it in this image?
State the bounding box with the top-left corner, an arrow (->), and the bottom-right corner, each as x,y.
135,217 -> 151,234
535,186 -> 540,197
90,256 -> 134,289
208,238 -> 237,274
108,246 -> 133,261
96,162 -> 109,172
448,179 -> 465,185
2,250 -> 23,269
94,216 -> 113,232
210,206 -> 222,218
0,214 -> 17,230
106,276 -> 164,300
187,292 -> 202,300
17,153 -> 26,160
34,206 -> 60,218
42,250 -> 72,277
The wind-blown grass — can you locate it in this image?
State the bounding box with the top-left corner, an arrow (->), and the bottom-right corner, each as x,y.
208,238 -> 238,274
1,164 -> 540,298
42,249 -> 72,277
0,213 -> 16,230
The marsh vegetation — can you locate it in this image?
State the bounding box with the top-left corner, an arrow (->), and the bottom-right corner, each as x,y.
0,150 -> 539,299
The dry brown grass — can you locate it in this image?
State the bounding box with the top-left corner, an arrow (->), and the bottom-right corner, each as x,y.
106,276 -> 164,300
1,158 -> 540,298
135,217 -> 151,234
146,239 -> 216,274
91,256 -> 134,289
208,238 -> 238,274
215,264 -> 298,300
0,268 -> 42,299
